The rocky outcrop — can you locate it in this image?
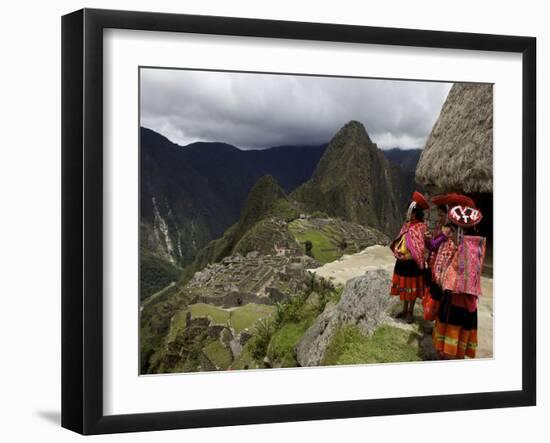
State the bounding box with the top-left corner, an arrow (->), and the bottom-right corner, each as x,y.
296,269 -> 392,366
415,83 -> 493,194
295,303 -> 340,367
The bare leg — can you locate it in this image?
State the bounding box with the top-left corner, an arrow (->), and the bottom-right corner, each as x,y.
407,299 -> 416,323
395,300 -> 408,318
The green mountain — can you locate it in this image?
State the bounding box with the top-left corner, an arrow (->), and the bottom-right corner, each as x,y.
292,121 -> 415,236
182,175 -> 301,280
140,123 -> 416,298
140,128 -> 326,297
141,173 -> 391,374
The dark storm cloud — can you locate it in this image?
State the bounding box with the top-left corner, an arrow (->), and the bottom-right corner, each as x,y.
140,68 -> 451,150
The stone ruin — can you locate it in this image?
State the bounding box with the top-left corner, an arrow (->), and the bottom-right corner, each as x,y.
185,252 -> 320,308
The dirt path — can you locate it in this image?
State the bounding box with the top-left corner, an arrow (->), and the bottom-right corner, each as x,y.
310,245 -> 494,358
140,281 -> 176,312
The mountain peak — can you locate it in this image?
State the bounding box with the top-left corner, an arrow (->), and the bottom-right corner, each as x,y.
251,174 -> 285,195
305,120 -> 378,185
332,120 -> 373,145
292,120 -> 415,236
237,175 -> 295,235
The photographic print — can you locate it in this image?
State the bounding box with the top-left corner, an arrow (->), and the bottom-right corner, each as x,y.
138,68 -> 493,375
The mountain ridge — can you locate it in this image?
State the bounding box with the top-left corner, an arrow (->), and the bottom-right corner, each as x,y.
140,124 -> 417,297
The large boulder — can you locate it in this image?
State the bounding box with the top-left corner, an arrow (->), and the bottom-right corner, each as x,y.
295,303 -> 339,367
337,270 -> 392,335
296,269 -> 392,367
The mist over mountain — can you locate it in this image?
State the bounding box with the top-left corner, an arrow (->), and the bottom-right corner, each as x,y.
383,148 -> 422,172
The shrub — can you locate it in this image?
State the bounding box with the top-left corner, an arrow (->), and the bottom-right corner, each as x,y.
275,293 -> 308,326
248,317 -> 275,360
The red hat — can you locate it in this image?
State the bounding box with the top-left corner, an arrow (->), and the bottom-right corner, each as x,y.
448,205 -> 483,227
432,193 -> 475,208
412,191 -> 429,210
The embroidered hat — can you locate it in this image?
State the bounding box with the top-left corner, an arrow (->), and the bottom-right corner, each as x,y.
411,191 -> 430,210
448,205 -> 483,227
432,193 -> 475,208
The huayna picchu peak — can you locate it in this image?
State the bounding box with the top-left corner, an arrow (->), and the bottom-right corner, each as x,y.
292,120 -> 415,236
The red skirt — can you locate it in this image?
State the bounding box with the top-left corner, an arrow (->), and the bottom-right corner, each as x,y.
390,259 -> 424,301
422,289 -> 440,321
432,318 -> 477,358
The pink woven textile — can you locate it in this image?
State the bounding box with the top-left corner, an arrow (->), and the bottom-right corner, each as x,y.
395,221 -> 427,269
443,235 -> 486,297
432,238 -> 456,286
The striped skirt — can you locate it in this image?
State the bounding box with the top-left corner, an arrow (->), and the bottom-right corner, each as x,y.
432,292 -> 478,359
390,259 -> 425,301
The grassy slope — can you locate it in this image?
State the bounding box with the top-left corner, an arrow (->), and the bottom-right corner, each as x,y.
230,304 -> 277,334
289,225 -> 340,263
323,324 -> 423,366
189,303 -> 230,325
267,319 -> 312,367
139,285 -> 194,374
203,340 -> 233,369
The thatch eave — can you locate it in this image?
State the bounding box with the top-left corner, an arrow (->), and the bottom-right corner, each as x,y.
415,83 -> 493,194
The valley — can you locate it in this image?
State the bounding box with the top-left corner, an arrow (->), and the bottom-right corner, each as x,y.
139,120 -> 426,374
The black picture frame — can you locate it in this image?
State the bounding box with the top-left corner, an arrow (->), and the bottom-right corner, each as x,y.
61,8 -> 537,435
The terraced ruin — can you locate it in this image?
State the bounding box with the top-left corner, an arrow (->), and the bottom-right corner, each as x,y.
141,250 -> 323,373
141,209 -> 392,374
186,252 -> 320,307
159,302 -> 277,372
289,217 -> 389,263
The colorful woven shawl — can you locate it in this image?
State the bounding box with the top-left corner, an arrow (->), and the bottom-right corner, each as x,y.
443,235 -> 486,297
432,238 -> 456,286
396,221 -> 427,269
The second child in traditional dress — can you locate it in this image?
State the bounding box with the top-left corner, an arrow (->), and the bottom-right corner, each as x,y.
422,194 -> 474,321
422,222 -> 456,321
433,204 -> 486,359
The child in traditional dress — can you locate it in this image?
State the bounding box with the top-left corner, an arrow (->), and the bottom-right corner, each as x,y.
390,192 -> 429,324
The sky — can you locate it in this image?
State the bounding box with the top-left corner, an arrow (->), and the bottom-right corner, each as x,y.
140,68 -> 452,151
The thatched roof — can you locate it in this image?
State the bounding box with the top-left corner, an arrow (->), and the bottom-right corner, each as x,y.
415,83 -> 493,193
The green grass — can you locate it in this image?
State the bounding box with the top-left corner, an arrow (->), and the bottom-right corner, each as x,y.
323,324 -> 422,366
289,225 -> 340,263
188,303 -> 230,325
203,340 -> 233,369
267,320 -> 311,367
229,303 -> 276,334
165,310 -> 188,343
230,344 -> 264,370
